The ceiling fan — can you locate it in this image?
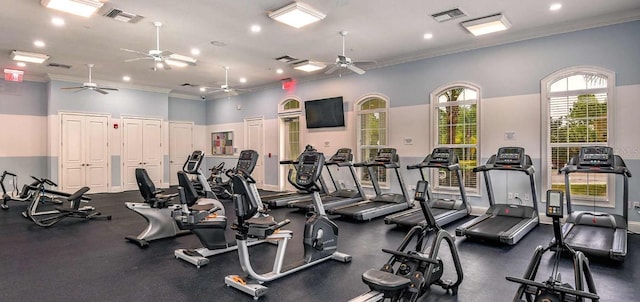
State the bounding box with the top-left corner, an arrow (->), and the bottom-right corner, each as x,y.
202,66 -> 250,97
121,21 -> 196,71
325,31 -> 374,76
60,64 -> 118,94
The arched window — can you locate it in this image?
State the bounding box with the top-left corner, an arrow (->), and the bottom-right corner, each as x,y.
280,99 -> 301,113
278,98 -> 303,190
431,83 -> 480,192
542,66 -> 614,205
356,95 -> 389,185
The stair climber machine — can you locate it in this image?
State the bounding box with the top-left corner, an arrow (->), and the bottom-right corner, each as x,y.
225,149 -> 352,299
23,176 -> 111,227
261,145 -> 331,208
350,180 -> 463,302
329,148 -> 412,221
174,164 -> 271,268
455,147 -> 539,245
125,168 -> 223,248
289,148 -> 366,212
209,149 -> 259,200
558,146 -> 631,261
384,147 -> 470,227
506,190 -> 600,302
182,150 -> 215,198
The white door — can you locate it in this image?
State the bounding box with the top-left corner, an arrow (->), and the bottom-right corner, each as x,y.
84,116 -> 109,193
246,118 -> 264,188
143,119 -> 163,186
123,118 -> 144,191
61,114 -> 109,193
61,114 -> 86,193
169,122 -> 193,185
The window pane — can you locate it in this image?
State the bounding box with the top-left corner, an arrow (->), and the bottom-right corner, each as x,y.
283,99 -> 300,110
550,146 -> 607,198
438,147 -> 477,189
360,98 -> 386,110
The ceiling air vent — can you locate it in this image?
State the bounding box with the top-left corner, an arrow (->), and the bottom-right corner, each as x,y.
102,7 -> 144,23
431,8 -> 466,22
275,55 -> 298,63
48,62 -> 72,69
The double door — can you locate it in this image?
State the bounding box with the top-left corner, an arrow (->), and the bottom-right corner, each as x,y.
60,113 -> 109,193
123,118 -> 163,191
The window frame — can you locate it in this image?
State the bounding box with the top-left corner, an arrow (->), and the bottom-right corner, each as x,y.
278,97 -> 303,191
430,82 -> 481,195
540,66 -> 616,207
355,94 -> 390,188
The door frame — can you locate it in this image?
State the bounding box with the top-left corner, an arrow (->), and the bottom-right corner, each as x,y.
121,115 -> 164,190
244,116 -> 265,189
278,113 -> 303,191
168,121 -> 194,186
58,111 -> 111,193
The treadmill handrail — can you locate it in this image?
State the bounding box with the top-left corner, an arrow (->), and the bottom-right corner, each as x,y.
473,164 -> 535,175
407,162 -> 460,171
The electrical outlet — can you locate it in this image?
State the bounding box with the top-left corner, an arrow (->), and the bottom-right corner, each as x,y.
508,192 -> 514,200
523,193 -> 530,201
633,201 -> 640,209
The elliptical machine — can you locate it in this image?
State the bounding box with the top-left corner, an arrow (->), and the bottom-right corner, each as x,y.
351,180 -> 463,302
183,150 -> 215,198
506,190 -> 599,302
225,149 -> 351,299
209,150 -> 259,200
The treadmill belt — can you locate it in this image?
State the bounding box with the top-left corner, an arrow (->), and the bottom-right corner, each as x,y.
257,189 -> 287,197
565,225 -> 614,252
470,216 -> 522,235
397,208 -> 448,225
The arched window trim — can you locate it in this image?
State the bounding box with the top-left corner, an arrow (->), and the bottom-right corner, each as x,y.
278,97 -> 302,115
430,82 -> 481,194
540,65 -> 616,206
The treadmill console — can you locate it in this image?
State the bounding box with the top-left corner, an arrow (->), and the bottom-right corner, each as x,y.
546,190 -> 564,218
236,150 -> 258,174
330,148 -> 353,163
414,180 -> 429,202
577,146 -> 614,168
495,147 -> 526,167
295,152 -> 325,188
184,150 -> 204,173
373,148 -> 398,163
428,148 -> 455,165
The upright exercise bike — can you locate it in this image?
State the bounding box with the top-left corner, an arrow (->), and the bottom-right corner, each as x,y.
351,180 -> 463,302
506,190 -> 599,302
225,149 -> 352,299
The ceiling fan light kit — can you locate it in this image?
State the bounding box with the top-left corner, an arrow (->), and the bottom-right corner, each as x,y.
41,0 -> 103,17
268,2 -> 326,29
461,14 -> 511,36
10,50 -> 50,64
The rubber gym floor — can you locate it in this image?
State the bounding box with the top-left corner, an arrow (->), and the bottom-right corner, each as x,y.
1,190 -> 638,302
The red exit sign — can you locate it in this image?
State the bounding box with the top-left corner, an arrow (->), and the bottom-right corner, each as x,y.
4,69 -> 24,82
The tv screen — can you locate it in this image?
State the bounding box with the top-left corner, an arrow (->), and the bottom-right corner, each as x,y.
304,97 -> 345,129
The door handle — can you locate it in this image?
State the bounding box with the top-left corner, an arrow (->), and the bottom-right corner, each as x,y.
139,162 -> 143,165
86,163 -> 90,166
81,163 -> 85,166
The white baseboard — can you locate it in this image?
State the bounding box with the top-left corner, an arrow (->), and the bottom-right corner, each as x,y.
262,184 -> 280,191
160,182 -> 170,189
110,186 -> 123,193
629,221 -> 640,233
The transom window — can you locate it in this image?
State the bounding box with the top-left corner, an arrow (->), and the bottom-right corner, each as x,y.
543,67 -> 614,204
432,84 -> 480,193
356,96 -> 389,186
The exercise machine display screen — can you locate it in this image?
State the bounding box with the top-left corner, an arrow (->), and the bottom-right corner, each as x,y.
237,150 -> 258,173
429,148 -> 454,164
546,190 -> 563,218
373,148 -> 397,163
185,150 -> 204,172
331,148 -> 352,162
495,147 -> 525,166
414,180 -> 428,201
296,153 -> 323,187
578,146 -> 614,167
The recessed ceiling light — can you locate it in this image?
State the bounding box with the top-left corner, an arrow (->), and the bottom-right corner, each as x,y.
239,77 -> 247,83
276,68 -> 284,74
17,62 -> 26,67
122,76 -> 131,82
51,17 -> 65,26
423,33 -> 433,40
549,3 -> 562,11
190,48 -> 200,56
251,25 -> 261,33
199,87 -> 206,92
34,40 -> 46,48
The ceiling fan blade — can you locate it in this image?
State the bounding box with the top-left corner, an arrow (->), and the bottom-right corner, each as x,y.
61,86 -> 85,90
347,64 -> 366,75
228,90 -> 239,97
121,48 -> 150,56
325,65 -> 340,74
354,60 -> 377,66
94,89 -> 109,95
159,50 -> 174,57
124,57 -> 153,62
99,87 -> 119,91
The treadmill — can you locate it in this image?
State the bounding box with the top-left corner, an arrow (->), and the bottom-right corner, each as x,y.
329,148 -> 412,221
455,147 -> 539,245
260,147 -> 330,208
384,147 -> 470,227
289,148 -> 366,211
558,146 -> 631,261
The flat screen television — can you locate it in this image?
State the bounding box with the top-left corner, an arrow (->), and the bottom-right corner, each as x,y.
304,97 -> 345,129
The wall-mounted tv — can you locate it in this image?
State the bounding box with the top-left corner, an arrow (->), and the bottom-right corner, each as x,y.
304,96 -> 345,129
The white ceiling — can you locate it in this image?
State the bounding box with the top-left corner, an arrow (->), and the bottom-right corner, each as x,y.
1,0 -> 639,99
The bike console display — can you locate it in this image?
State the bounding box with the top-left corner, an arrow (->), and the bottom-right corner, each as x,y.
414,180 -> 429,202
546,190 -> 564,218
429,148 -> 454,165
294,152 -> 325,188
495,147 -> 525,167
578,146 -> 614,168
184,150 -> 205,173
236,150 -> 258,174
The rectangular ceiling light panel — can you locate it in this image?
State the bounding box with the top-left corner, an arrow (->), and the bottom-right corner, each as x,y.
293,60 -> 325,72
461,14 -> 511,36
269,2 -> 326,28
10,50 -> 50,64
41,0 -> 104,17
